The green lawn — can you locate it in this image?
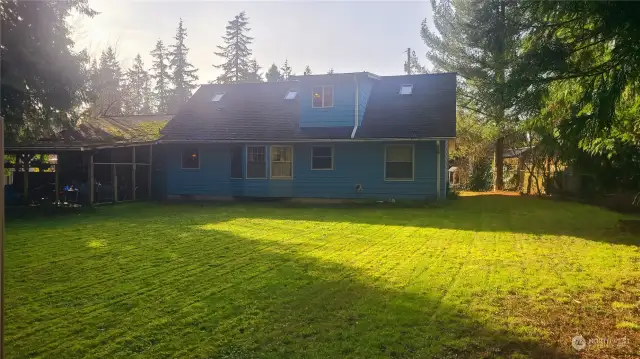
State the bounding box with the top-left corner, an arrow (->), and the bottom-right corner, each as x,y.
5,195 -> 640,358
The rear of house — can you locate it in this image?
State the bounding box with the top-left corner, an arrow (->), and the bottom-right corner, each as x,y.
158,72 -> 456,201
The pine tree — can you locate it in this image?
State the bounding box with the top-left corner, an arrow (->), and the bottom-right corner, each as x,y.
168,19 -> 199,112
422,0 -> 522,190
265,63 -> 282,82
150,40 -> 171,114
246,59 -> 262,82
0,0 -> 97,141
123,54 -> 150,115
214,11 -> 253,83
327,68 -> 335,74
303,65 -> 313,76
94,46 -> 123,116
280,59 -> 293,80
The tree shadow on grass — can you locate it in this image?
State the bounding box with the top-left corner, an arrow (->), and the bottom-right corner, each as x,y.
8,224 -> 580,359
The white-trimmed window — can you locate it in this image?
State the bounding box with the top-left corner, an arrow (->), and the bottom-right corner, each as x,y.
271,146 -> 293,179
399,84 -> 413,95
246,146 -> 266,178
311,146 -> 333,170
385,145 -> 414,180
181,148 -> 200,169
312,86 -> 334,108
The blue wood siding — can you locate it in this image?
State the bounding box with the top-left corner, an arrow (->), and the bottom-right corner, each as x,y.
165,141 -> 446,200
299,82 -> 356,128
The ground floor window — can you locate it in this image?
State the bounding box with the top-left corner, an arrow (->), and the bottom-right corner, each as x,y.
311,146 -> 333,170
385,145 -> 413,180
247,146 -> 266,178
181,148 -> 199,169
271,146 -> 293,178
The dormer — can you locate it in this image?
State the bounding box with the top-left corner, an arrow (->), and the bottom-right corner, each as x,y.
293,72 -> 379,128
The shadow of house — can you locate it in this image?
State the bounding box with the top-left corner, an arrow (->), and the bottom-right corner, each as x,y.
115,194 -> 636,247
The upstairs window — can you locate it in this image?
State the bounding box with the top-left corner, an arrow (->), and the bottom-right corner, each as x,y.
246,146 -> 266,178
312,85 -> 334,108
311,146 -> 333,170
399,84 -> 413,95
285,89 -> 298,100
385,145 -> 414,180
212,92 -> 225,102
271,146 -> 293,179
181,148 -> 200,169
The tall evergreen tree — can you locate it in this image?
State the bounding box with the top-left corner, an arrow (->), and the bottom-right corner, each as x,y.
168,18 -> 199,112
303,65 -> 313,76
265,63 -> 282,82
1,0 -> 96,141
280,59 -> 293,80
421,0 -> 522,190
214,11 -> 253,83
246,59 -> 262,82
93,46 -> 124,116
150,39 -> 171,114
123,54 -> 150,115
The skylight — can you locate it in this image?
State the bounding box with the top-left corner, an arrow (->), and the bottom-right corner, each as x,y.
284,90 -> 297,100
212,92 -> 225,102
400,84 -> 413,95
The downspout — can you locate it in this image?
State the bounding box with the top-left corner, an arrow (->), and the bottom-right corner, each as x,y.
351,74 -> 359,139
436,140 -> 441,200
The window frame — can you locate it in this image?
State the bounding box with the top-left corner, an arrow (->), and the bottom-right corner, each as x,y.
230,145 -> 244,179
285,89 -> 298,100
245,145 -> 267,179
311,85 -> 334,108
384,144 -> 415,181
270,145 -> 293,180
311,146 -> 334,171
212,92 -> 225,102
399,84 -> 413,95
181,148 -> 200,170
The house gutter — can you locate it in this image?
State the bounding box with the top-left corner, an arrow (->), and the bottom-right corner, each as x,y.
350,74 -> 359,139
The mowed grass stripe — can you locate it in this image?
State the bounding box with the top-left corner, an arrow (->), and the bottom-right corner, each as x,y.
5,197 -> 640,358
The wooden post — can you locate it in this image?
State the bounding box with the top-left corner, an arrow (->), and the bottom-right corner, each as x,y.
0,116 -> 6,359
54,163 -> 60,204
132,146 -> 136,201
112,163 -> 117,203
88,153 -> 94,205
148,144 -> 153,199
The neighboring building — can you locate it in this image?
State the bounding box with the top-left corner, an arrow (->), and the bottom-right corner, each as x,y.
158,72 -> 456,200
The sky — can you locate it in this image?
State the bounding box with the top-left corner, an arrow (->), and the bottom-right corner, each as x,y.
71,1 -> 433,83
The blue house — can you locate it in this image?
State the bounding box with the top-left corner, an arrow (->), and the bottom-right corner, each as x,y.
158,72 -> 456,201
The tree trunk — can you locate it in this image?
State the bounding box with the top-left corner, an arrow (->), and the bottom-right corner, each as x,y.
494,137 -> 504,191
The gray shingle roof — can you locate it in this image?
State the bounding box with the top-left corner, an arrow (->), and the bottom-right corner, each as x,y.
356,73 -> 456,139
160,73 -> 456,142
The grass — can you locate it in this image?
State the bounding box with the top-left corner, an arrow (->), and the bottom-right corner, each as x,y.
5,195 -> 640,358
